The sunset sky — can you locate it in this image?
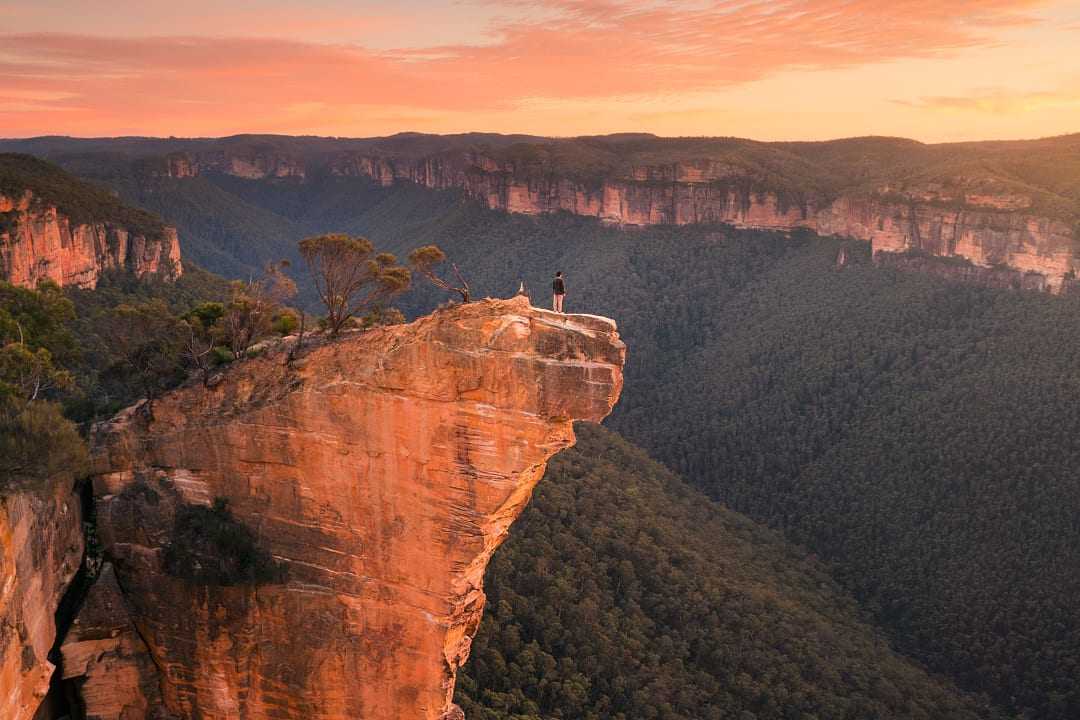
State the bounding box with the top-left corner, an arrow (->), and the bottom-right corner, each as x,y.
1,0 -> 1079,142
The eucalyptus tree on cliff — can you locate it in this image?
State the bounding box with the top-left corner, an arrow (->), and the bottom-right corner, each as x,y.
408,244 -> 472,303
299,234 -> 410,336
0,281 -> 86,488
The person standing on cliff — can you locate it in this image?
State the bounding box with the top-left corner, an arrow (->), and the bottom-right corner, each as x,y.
552,272 -> 566,313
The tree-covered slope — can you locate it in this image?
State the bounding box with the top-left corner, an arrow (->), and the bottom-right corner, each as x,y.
45,156 -> 462,303
45,157 -> 308,282
622,247 -> 1080,720
456,423 -> 1000,720
0,153 -> 167,239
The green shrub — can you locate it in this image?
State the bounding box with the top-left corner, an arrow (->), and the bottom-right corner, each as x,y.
0,396 -> 87,493
272,309 -> 299,336
211,346 -> 234,366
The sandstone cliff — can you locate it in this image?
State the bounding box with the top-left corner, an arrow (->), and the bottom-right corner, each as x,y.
0,192 -> 182,290
164,150 -> 305,180
334,153 -> 1078,290
0,477 -> 84,720
33,135 -> 1077,290
78,297 -> 624,719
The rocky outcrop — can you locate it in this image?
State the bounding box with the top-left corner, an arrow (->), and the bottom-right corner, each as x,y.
817,197 -> 1076,291
60,563 -> 164,719
162,151 -> 304,180
0,478 -> 84,720
84,297 -> 625,720
0,192 -> 182,289
337,153 -> 1079,290
872,250 -> 1054,291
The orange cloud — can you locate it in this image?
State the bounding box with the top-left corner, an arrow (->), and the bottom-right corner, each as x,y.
0,0 -> 1057,137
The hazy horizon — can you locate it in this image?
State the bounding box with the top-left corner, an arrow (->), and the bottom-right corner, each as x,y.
3,128 -> 1079,146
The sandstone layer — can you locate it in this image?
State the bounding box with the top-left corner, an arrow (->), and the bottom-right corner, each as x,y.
330,153 -> 1078,290
0,192 -> 182,289
60,563 -> 165,719
0,478 -> 84,720
163,151 -> 304,180
85,297 -> 625,720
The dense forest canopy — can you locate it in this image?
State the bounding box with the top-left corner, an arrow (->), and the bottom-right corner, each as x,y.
456,424 -> 1000,720
0,153 -> 167,239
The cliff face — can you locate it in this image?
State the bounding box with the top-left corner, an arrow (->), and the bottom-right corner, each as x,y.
817,196 -> 1076,290
334,154 -> 1078,290
148,142 -> 1079,289
164,151 -> 304,180
0,478 -> 84,720
82,297 -> 624,720
331,153 -> 816,229
0,192 -> 182,289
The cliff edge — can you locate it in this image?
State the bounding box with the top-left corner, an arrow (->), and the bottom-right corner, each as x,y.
78,296 -> 625,719
0,154 -> 182,289
0,191 -> 182,289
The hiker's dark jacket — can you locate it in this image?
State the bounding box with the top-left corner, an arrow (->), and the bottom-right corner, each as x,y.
553,277 -> 566,295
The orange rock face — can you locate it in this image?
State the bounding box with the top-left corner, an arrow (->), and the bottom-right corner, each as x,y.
0,478 -> 84,720
816,197 -> 1076,291
85,297 -> 625,720
160,151 -> 304,180
0,192 -> 182,289
60,563 -> 165,719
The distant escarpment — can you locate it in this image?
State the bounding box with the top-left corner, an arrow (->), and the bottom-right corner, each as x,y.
335,151 -> 1077,290
78,297 -> 624,720
0,154 -> 181,289
7,133 -> 1077,289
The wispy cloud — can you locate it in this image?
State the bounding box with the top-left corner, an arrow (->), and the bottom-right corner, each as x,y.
898,87 -> 1080,114
0,0 -> 1059,136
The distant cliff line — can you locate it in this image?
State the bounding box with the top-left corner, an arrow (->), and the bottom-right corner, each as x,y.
3,133 -> 1076,290
146,133 -> 1079,292
329,152 -> 1075,291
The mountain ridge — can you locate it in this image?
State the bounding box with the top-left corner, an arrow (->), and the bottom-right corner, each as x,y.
4,132 -> 1076,289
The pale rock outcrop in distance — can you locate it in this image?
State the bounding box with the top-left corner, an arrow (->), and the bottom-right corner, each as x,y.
335,153 -> 1078,290
0,192 -> 182,290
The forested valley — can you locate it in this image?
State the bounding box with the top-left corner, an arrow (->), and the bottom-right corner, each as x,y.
8,157 -> 1080,718
456,423 -> 1000,720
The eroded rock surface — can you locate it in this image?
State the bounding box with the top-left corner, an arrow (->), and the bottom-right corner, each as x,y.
0,478 -> 83,720
0,192 -> 182,289
60,563 -> 165,720
86,297 -> 624,719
